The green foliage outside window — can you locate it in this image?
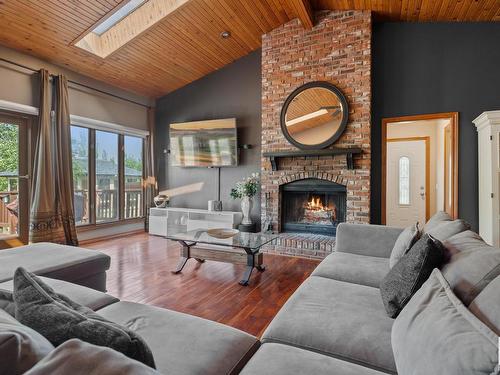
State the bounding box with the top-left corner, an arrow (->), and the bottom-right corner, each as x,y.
0,123 -> 19,192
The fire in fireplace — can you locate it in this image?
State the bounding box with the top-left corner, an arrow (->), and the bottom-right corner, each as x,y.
281,178 -> 346,236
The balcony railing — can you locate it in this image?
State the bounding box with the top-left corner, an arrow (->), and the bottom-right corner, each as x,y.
0,191 -> 18,235
74,188 -> 143,224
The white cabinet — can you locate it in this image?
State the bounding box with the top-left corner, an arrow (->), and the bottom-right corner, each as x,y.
473,110 -> 500,246
148,207 -> 242,237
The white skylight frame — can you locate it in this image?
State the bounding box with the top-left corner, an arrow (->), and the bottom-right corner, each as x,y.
93,0 -> 147,35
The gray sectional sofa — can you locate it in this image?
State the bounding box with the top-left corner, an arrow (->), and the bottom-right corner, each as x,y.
1,214 -> 499,374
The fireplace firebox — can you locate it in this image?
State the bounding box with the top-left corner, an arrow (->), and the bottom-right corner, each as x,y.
280,178 -> 346,236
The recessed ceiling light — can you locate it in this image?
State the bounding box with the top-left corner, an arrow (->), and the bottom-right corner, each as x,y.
220,31 -> 231,39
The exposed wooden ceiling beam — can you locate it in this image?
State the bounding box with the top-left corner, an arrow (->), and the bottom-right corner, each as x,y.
291,0 -> 314,29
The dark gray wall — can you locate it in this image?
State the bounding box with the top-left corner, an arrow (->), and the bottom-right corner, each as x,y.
372,22 -> 500,231
155,50 -> 262,224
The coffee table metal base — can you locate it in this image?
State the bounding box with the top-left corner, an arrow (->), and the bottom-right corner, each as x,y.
171,240 -> 265,286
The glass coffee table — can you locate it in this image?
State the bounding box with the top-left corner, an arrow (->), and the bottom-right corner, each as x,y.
166,228 -> 278,286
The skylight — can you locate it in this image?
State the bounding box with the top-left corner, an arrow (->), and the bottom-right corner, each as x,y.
93,0 -> 146,35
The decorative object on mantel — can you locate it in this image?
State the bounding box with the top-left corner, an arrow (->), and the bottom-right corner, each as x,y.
280,81 -> 349,150
230,173 -> 259,226
153,194 -> 169,208
263,148 -> 362,171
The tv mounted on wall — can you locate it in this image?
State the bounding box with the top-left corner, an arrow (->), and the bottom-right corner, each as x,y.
169,118 -> 238,167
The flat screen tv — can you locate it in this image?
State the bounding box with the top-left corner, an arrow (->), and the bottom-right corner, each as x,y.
169,118 -> 238,167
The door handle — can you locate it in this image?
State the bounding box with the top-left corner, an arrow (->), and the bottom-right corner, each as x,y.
419,186 -> 425,200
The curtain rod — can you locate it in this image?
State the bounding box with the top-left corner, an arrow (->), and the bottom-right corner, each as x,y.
0,57 -> 151,109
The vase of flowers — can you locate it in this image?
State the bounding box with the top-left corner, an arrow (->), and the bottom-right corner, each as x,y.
230,173 -> 259,225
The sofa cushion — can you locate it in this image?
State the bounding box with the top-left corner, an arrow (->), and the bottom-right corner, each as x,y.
0,308 -> 54,375
335,223 -> 403,258
0,242 -> 110,290
392,269 -> 499,375
0,276 -> 118,312
98,301 -> 260,375
12,268 -> 155,368
24,339 -> 161,375
443,230 -> 490,256
422,211 -> 451,232
424,219 -> 470,241
380,234 -> 445,318
442,243 -> 500,306
240,343 -> 390,375
469,275 -> 500,335
262,276 -> 396,374
312,251 -> 389,288
389,223 -> 420,268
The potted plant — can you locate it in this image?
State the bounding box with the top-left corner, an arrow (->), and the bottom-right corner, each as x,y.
230,173 -> 259,225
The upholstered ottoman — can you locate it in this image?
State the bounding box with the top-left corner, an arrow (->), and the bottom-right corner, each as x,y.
0,242 -> 110,291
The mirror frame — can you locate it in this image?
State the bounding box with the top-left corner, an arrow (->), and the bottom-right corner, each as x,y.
280,81 -> 349,150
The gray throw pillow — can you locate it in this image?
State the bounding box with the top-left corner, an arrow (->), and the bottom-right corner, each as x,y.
442,244 -> 500,306
12,267 -> 156,369
422,211 -> 452,232
392,269 -> 499,375
424,219 -> 470,241
389,223 -> 420,268
25,339 -> 161,375
0,308 -> 54,375
470,275 -> 500,336
380,234 -> 445,318
443,230 -> 490,256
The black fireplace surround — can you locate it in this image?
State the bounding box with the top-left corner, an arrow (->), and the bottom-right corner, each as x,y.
280,178 -> 347,236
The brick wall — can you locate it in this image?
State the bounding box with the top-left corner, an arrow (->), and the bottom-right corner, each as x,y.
261,10 -> 372,247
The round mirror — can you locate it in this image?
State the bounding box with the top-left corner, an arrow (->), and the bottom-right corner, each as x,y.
280,82 -> 348,150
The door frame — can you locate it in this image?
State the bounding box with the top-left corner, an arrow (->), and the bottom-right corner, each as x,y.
386,137 -> 431,224
381,112 -> 459,224
0,110 -> 35,248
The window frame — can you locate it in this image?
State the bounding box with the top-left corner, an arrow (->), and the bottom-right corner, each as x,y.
70,125 -> 146,228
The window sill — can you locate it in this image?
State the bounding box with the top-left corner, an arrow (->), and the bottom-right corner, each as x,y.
76,217 -> 145,232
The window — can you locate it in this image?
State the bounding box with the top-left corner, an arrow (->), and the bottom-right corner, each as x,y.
70,126 -> 90,225
0,114 -> 30,243
92,0 -> 146,35
0,122 -> 19,236
124,135 -> 143,219
95,131 -> 119,223
399,156 -> 410,205
70,126 -> 145,226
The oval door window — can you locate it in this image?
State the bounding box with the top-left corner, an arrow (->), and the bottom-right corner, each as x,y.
399,156 -> 410,205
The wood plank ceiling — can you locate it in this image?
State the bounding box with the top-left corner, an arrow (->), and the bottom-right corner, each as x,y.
0,0 -> 499,99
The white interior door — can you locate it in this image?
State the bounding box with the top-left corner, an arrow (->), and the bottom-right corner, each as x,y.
387,140 -> 427,228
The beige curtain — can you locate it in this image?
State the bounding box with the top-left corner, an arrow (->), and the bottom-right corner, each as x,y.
30,70 -> 78,245
144,107 -> 157,231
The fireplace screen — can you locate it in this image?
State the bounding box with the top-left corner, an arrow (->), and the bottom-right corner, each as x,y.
281,178 -> 346,236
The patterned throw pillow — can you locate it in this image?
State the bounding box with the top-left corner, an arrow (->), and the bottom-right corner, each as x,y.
380,234 -> 445,318
12,267 -> 156,369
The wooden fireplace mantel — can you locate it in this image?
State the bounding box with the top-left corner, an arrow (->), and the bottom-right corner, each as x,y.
262,148 -> 363,171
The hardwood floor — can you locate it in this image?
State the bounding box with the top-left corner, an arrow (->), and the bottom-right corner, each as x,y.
83,232 -> 320,337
